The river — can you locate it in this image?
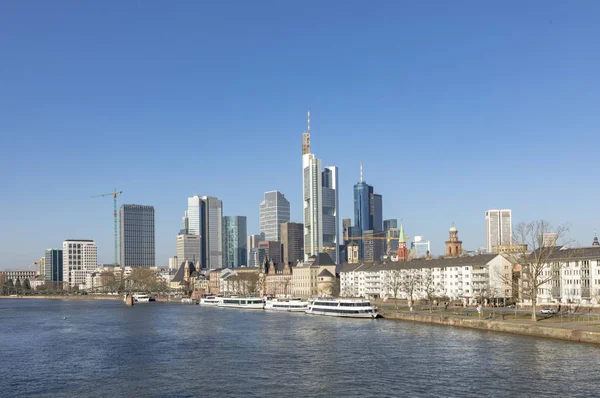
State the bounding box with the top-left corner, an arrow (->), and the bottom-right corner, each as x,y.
0,299 -> 598,397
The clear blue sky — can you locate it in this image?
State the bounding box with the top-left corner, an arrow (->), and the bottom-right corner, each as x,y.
1,1 -> 599,269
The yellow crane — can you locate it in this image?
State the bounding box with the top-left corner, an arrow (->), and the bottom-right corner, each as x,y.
91,189 -> 123,267
347,234 -> 410,256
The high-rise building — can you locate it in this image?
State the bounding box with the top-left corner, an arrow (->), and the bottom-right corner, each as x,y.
353,165 -> 373,233
259,241 -> 282,264
186,195 -> 223,268
370,193 -> 383,232
322,166 -> 339,265
44,249 -> 63,282
383,219 -> 398,232
363,230 -> 384,262
62,239 -> 97,289
119,204 -> 155,268
176,234 -> 201,264
342,218 -> 352,241
247,234 -> 262,266
259,191 -> 290,242
223,216 -> 247,268
168,256 -> 179,270
386,228 -> 400,256
485,209 -> 512,252
281,222 -> 304,264
249,247 -> 267,268
410,236 -> 431,258
181,211 -> 189,234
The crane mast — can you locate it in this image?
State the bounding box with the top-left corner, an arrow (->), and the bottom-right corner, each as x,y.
91,189 -> 123,267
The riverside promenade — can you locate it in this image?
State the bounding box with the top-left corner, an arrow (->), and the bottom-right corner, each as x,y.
379,306 -> 600,344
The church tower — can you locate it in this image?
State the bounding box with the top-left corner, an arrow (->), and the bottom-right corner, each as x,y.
445,222 -> 462,257
593,232 -> 599,247
397,221 -> 409,262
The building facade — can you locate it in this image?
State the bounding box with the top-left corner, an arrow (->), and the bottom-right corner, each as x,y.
62,239 -> 97,289
281,222 -> 304,265
486,209 -> 512,253
44,249 -> 63,282
249,248 -> 268,268
363,230 -> 384,262
370,193 -> 383,232
186,195 -> 223,268
322,166 -> 339,265
259,191 -> 290,242
384,219 -> 398,232
410,236 -> 431,259
176,234 -> 201,264
292,253 -> 337,298
445,223 -> 463,257
223,216 -> 248,268
120,204 -> 155,268
259,241 -> 282,264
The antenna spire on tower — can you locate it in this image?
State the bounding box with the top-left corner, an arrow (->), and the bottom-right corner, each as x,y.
307,110 -> 310,133
360,162 -> 363,182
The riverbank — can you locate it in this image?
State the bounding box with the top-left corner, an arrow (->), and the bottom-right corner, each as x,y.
0,295 -> 175,302
381,311 -> 600,344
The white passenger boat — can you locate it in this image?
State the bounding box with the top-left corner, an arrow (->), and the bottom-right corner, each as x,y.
199,295 -> 222,306
264,298 -> 309,312
133,294 -> 152,303
181,298 -> 194,304
306,297 -> 378,318
217,297 -> 264,310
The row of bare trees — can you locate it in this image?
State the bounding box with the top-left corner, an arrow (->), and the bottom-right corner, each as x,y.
384,268 -> 441,312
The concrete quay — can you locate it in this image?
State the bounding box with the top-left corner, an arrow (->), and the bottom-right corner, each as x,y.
381,311 -> 600,344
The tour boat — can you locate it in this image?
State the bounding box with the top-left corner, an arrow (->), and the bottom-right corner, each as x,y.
133,294 -> 152,303
217,297 -> 264,310
181,298 -> 194,304
264,298 -> 309,312
305,297 -> 378,318
199,295 -> 222,306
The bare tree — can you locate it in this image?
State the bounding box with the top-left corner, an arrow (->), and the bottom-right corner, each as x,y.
384,270 -> 403,311
508,220 -> 570,322
421,268 -> 439,313
402,269 -> 422,311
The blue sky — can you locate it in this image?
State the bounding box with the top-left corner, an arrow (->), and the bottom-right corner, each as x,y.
1,1 -> 599,269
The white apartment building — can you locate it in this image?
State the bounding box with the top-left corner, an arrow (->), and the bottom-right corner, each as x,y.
62,239 -> 97,289
486,209 -> 512,253
340,254 -> 513,304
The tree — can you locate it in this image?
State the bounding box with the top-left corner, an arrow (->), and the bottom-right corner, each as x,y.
508,220 -> 571,322
15,278 -> 22,292
421,268 -> 439,313
384,270 -> 403,312
401,269 -> 421,311
23,279 -> 31,291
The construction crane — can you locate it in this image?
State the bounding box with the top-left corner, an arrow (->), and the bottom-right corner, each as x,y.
91,189 -> 123,267
347,235 -> 410,256
301,246 -> 337,254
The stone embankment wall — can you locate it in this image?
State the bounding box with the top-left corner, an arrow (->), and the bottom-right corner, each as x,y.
381,312 -> 600,345
0,295 -> 121,301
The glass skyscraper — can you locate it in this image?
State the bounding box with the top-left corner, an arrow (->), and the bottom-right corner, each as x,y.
44,249 -> 63,282
185,195 -> 223,269
223,216 -> 247,268
259,191 -> 290,242
120,204 -> 156,267
353,180 -> 373,233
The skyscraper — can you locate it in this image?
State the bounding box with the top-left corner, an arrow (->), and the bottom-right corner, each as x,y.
176,234 -> 201,264
301,111 -> 339,264
383,219 -> 398,232
186,195 -> 223,268
44,249 -> 63,282
485,209 -> 512,252
259,240 -> 282,264
120,204 -> 155,268
363,230 -> 384,262
223,216 -> 247,268
259,191 -> 290,242
342,218 -> 352,241
62,239 -> 97,289
353,164 -> 373,233
281,222 -> 304,264
370,193 -> 383,232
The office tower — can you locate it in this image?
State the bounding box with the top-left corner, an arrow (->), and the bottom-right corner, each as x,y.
370,193 -> 383,232
181,211 -> 189,234
302,112 -> 324,260
62,239 -> 97,289
259,191 -> 290,242
281,222 -> 304,264
322,166 -> 339,265
119,204 -> 155,268
249,247 -> 267,268
485,209 -> 512,252
186,195 -> 223,268
354,164 -> 373,232
259,241 -> 282,264
176,234 -> 201,265
411,236 -> 431,258
247,234 -> 262,266
386,228 -> 400,255
342,218 -> 352,241
223,216 -> 248,268
44,249 -> 63,282
168,256 -> 179,270
363,230 -> 384,262
383,219 -> 398,232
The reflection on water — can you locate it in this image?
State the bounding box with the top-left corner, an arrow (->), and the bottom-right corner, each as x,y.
0,299 -> 599,397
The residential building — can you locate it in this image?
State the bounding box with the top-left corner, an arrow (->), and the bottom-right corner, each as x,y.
176,234 -> 201,264
340,254 -> 513,303
62,239 -> 97,289
259,241 -> 282,264
383,219 -> 398,231
119,204 -> 155,268
186,195 -> 223,268
44,249 -> 63,282
259,191 -> 290,242
486,209 -> 512,253
410,236 -> 431,259
445,223 -> 463,258
249,248 -> 267,268
347,242 -> 360,264
292,253 -> 337,298
281,222 -> 303,265
223,216 -> 247,268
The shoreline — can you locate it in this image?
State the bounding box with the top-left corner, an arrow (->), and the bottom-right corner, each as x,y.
0,295 -> 173,302
381,311 -> 600,345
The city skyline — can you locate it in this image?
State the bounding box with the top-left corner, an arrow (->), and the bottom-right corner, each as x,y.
1,2 -> 599,268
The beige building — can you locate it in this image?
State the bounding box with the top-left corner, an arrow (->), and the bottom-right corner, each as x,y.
292,253 -> 337,298
265,260 -> 294,297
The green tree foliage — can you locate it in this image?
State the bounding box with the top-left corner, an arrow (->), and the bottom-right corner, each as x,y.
23,279 -> 31,291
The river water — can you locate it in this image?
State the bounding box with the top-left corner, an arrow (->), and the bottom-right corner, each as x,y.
0,299 -> 598,397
